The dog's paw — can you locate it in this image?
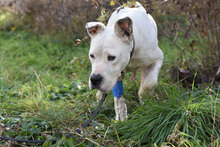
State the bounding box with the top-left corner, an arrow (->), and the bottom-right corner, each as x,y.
139,97 -> 144,105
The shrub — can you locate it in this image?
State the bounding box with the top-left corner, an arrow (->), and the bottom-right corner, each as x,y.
141,0 -> 220,86
0,0 -> 101,38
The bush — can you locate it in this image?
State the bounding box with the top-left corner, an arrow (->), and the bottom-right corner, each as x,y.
141,0 -> 220,86
0,0 -> 102,38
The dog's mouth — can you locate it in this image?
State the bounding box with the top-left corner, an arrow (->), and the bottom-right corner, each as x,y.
91,85 -> 101,91
90,85 -> 109,92
90,81 -> 114,92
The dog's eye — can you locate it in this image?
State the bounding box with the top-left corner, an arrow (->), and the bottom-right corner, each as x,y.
107,55 -> 116,61
90,54 -> 95,59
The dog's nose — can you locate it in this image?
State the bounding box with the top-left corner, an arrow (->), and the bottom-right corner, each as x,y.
90,74 -> 103,87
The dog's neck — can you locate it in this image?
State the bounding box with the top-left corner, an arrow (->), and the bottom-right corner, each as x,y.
130,38 -> 135,59
121,39 -> 135,74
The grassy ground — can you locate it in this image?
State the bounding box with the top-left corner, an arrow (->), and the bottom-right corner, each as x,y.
0,30 -> 219,146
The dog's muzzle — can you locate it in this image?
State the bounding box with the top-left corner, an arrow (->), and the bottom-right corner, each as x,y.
90,74 -> 103,90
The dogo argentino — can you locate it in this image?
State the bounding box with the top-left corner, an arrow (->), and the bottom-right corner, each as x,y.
86,3 -> 163,121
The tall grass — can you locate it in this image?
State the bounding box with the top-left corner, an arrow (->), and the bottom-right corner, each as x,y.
115,83 -> 220,146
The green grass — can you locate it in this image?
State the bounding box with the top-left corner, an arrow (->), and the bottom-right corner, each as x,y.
0,30 -> 219,146
115,84 -> 219,146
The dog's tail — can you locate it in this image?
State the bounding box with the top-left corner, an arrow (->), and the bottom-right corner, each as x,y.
134,2 -> 143,8
134,2 -> 146,12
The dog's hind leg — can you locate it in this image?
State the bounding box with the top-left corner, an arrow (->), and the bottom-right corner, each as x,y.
138,58 -> 163,102
130,70 -> 137,82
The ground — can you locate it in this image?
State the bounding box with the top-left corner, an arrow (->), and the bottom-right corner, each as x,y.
0,30 -> 219,146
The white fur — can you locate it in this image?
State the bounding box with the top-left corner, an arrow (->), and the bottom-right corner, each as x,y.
86,3 -> 163,121
114,97 -> 127,121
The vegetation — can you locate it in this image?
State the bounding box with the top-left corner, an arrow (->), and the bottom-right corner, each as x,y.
0,29 -> 219,146
0,0 -> 219,146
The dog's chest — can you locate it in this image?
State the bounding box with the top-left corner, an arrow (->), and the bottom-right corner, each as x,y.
125,57 -> 143,72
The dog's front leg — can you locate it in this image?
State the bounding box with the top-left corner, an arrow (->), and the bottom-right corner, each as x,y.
114,96 -> 127,121
112,81 -> 127,121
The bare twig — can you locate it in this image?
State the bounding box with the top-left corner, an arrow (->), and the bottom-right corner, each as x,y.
104,126 -> 109,139
112,120 -> 123,147
67,128 -> 101,146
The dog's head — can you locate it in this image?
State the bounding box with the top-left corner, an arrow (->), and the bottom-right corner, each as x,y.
86,17 -> 133,92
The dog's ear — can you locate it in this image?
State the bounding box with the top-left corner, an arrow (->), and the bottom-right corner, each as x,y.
114,17 -> 133,42
86,22 -> 105,38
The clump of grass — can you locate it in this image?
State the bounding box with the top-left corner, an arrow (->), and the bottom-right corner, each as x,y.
115,84 -> 220,146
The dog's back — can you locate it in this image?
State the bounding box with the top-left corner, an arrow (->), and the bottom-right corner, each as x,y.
108,3 -> 163,70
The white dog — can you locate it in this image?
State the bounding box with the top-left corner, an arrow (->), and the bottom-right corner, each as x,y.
86,3 -> 163,121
